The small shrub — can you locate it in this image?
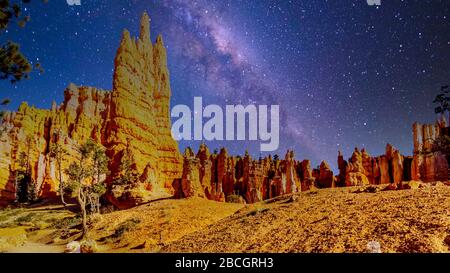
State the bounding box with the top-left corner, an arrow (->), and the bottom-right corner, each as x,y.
247,207 -> 269,217
16,212 -> 36,223
0,214 -> 8,222
52,216 -> 81,229
112,218 -> 141,239
226,194 -> 243,203
43,216 -> 60,224
88,213 -> 103,225
5,208 -> 24,217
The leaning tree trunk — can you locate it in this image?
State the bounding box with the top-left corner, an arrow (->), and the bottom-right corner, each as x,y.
78,189 -> 88,239
58,161 -> 67,206
60,184 -> 67,206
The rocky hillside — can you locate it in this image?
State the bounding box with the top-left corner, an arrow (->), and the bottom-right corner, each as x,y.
163,182 -> 450,253
2,183 -> 449,253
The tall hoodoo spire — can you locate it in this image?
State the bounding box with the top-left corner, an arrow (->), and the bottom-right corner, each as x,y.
106,12 -> 182,208
139,11 -> 151,42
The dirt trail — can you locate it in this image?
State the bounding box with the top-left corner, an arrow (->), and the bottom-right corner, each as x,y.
5,241 -> 65,253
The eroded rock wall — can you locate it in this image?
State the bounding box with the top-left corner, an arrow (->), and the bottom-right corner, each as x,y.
0,13 -> 182,207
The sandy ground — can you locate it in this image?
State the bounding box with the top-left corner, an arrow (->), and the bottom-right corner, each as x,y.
89,197 -> 244,252
162,183 -> 450,253
5,242 -> 64,253
0,205 -> 75,253
1,182 -> 450,253
0,198 -> 244,253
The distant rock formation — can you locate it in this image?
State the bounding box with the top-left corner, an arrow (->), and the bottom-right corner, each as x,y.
339,148 -> 369,186
298,159 -> 315,191
316,161 -> 335,188
172,147 -> 204,199
173,147 -> 319,204
0,85 -> 111,204
173,116 -> 450,204
337,144 -> 408,187
412,118 -> 448,182
335,118 -> 449,188
0,13 -> 182,208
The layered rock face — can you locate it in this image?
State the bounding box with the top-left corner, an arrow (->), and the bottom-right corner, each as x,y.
0,13 -> 182,207
105,13 -> 182,207
337,145 -> 410,187
412,119 -> 448,182
173,147 -> 317,204
0,85 -> 110,204
173,117 -> 450,204
336,127 -> 449,187
315,161 -> 335,188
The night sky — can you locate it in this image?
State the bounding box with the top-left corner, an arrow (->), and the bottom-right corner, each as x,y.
1,0 -> 449,171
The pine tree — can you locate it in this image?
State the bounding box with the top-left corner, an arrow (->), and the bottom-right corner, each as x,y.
65,140 -> 108,239
113,149 -> 138,185
49,130 -> 69,206
15,136 -> 36,203
431,85 -> 450,170
89,144 -> 108,214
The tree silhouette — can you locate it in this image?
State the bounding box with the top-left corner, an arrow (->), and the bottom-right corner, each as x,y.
0,0 -> 46,82
0,0 -> 45,126
433,85 -> 450,119
49,130 -> 68,206
89,143 -> 108,214
15,136 -> 36,203
431,85 -> 450,170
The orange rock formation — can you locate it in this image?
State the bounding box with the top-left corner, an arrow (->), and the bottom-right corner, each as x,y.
173,118 -> 449,204
0,13 -> 182,208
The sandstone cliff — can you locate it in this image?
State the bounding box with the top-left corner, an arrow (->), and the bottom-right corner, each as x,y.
0,13 -> 182,207
173,147 -> 312,204
105,13 -> 182,207
412,118 -> 448,182
0,85 -> 110,204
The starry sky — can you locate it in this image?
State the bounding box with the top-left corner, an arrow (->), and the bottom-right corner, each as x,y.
1,0 -> 449,171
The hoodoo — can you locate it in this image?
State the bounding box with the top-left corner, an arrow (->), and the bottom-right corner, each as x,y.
0,13 -> 182,208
